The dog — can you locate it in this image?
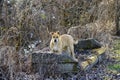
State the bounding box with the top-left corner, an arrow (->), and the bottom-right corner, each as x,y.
50,31 -> 78,61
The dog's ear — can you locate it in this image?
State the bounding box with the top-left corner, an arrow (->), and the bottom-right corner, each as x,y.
56,31 -> 60,34
50,32 -> 54,35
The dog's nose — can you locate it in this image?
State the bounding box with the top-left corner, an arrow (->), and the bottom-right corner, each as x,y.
54,39 -> 57,42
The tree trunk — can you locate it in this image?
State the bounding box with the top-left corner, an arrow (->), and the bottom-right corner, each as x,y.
0,0 -> 4,18
115,0 -> 120,35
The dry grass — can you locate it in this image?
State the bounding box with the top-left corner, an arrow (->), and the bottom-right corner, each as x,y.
0,0 -> 117,79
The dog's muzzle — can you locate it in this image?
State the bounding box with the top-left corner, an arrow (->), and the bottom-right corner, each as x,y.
54,39 -> 57,43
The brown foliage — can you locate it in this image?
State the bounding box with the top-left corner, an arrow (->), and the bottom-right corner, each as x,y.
0,0 -> 117,79
0,0 -> 116,49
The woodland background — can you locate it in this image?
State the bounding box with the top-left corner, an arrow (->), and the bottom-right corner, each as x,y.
0,0 -> 120,80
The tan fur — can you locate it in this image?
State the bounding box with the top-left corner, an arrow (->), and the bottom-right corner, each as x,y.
50,31 -> 78,61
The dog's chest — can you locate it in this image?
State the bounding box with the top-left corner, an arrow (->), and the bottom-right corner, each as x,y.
53,45 -> 59,51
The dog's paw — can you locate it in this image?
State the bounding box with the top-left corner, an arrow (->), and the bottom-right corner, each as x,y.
74,58 -> 78,62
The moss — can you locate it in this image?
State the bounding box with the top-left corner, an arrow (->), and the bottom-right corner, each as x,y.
73,63 -> 78,72
108,64 -> 120,72
113,40 -> 120,50
111,40 -> 120,61
63,59 -> 72,62
107,40 -> 120,73
114,50 -> 120,56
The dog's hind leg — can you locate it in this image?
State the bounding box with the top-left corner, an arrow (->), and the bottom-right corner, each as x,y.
69,45 -> 78,61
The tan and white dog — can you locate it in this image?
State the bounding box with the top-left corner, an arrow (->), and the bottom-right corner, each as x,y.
50,31 -> 78,61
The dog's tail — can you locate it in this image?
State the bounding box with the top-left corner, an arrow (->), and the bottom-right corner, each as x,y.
74,40 -> 78,44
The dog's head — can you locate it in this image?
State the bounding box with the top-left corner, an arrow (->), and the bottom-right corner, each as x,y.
50,31 -> 60,43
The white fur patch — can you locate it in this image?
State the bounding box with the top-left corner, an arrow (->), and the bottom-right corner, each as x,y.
53,45 -> 58,51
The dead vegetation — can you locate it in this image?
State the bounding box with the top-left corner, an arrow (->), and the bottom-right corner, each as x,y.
0,0 -> 119,79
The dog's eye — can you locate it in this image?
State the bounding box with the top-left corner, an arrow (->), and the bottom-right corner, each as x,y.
56,36 -> 58,38
53,36 -> 55,38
